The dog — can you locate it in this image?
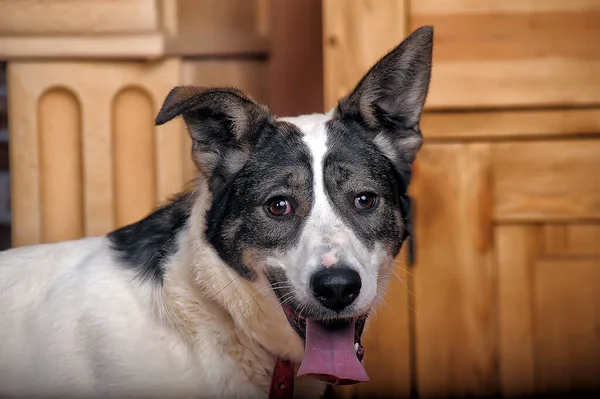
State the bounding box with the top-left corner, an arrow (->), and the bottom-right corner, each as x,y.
0,26 -> 433,398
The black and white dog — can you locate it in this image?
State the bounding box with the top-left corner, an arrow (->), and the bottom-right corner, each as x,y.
0,27 -> 433,398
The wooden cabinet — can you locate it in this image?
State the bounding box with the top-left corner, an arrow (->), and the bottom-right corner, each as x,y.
324,1 -> 600,398
0,1 -> 270,247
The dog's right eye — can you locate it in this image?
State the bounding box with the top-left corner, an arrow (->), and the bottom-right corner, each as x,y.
265,197 -> 293,217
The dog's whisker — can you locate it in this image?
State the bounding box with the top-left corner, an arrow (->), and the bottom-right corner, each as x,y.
258,292 -> 297,324
383,289 -> 418,315
390,260 -> 416,277
391,268 -> 421,291
214,274 -> 242,297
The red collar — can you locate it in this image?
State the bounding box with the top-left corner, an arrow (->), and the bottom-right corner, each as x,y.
268,358 -> 295,399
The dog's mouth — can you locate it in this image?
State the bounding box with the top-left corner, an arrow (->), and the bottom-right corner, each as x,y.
281,305 -> 369,386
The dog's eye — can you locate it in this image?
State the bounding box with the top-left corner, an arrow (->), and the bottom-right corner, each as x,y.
266,197 -> 292,217
354,193 -> 379,210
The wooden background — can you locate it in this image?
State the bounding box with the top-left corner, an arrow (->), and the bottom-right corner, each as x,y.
1,1 -> 599,398
323,1 -> 600,398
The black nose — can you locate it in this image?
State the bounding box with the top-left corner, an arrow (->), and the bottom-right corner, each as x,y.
310,267 -> 362,312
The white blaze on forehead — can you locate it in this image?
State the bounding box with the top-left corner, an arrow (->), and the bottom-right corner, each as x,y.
279,112 -> 336,229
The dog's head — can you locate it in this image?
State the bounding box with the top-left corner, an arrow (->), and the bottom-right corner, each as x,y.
156,26 -> 433,385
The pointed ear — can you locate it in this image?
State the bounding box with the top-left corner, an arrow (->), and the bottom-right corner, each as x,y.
155,86 -> 271,181
336,26 -> 433,164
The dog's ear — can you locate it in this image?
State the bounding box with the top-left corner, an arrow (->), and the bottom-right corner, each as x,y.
336,26 -> 433,164
156,86 -> 271,181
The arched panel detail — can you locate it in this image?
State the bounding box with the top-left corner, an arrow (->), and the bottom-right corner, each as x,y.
38,87 -> 84,243
112,86 -> 157,228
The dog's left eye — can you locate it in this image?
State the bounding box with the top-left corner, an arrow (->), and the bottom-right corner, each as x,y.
265,196 -> 293,217
354,192 -> 379,210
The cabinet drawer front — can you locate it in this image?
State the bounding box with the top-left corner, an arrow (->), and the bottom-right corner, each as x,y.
411,0 -> 600,108
0,0 -> 161,34
493,139 -> 600,222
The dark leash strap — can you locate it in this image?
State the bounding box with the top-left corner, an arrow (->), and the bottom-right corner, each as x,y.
268,358 -> 295,399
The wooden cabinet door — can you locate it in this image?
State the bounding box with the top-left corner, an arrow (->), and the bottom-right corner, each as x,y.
497,224 -> 600,397
410,139 -> 600,398
494,139 -> 600,397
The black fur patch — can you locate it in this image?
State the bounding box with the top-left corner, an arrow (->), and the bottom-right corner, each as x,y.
107,191 -> 195,284
336,26 -> 433,165
205,121 -> 314,280
324,118 -> 407,257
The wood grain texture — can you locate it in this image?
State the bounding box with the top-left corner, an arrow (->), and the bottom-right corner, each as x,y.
0,35 -> 165,60
543,224 -> 600,256
495,225 -> 541,397
496,223 -> 600,396
8,60 -> 182,245
411,0 -> 600,108
0,0 -> 270,59
412,0 -> 600,14
421,108 -> 600,141
268,0 -> 323,117
425,58 -> 600,109
0,0 -> 160,34
170,0 -> 269,56
414,12 -> 600,63
412,143 -> 497,398
177,0 -> 268,39
7,63 -> 42,246
322,0 -> 408,110
533,257 -> 600,394
38,89 -> 84,243
113,88 -> 156,228
493,139 -> 600,222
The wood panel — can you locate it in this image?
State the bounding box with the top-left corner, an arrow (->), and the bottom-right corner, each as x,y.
167,0 -> 269,56
8,60 -> 182,246
0,35 -> 165,60
421,108 -> 600,141
412,143 -> 497,398
533,257 -> 600,394
495,225 -> 541,397
268,0 -> 324,118
543,224 -> 600,257
177,0 -> 268,39
113,88 -> 156,228
0,1 -> 270,59
412,0 -> 600,14
411,0 -> 600,108
0,0 -> 160,34
493,139 -> 600,222
38,88 -> 84,243
7,64 -> 42,246
496,224 -> 600,397
322,0 -> 408,110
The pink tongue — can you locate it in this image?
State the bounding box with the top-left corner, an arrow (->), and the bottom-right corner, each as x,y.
297,319 -> 369,385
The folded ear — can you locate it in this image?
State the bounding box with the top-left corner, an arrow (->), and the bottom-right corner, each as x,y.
155,86 -> 272,184
336,26 -> 433,164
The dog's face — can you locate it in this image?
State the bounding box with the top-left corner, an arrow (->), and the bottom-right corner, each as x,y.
156,26 -> 433,384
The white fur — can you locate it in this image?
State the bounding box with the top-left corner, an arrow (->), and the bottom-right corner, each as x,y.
0,178 -> 324,398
